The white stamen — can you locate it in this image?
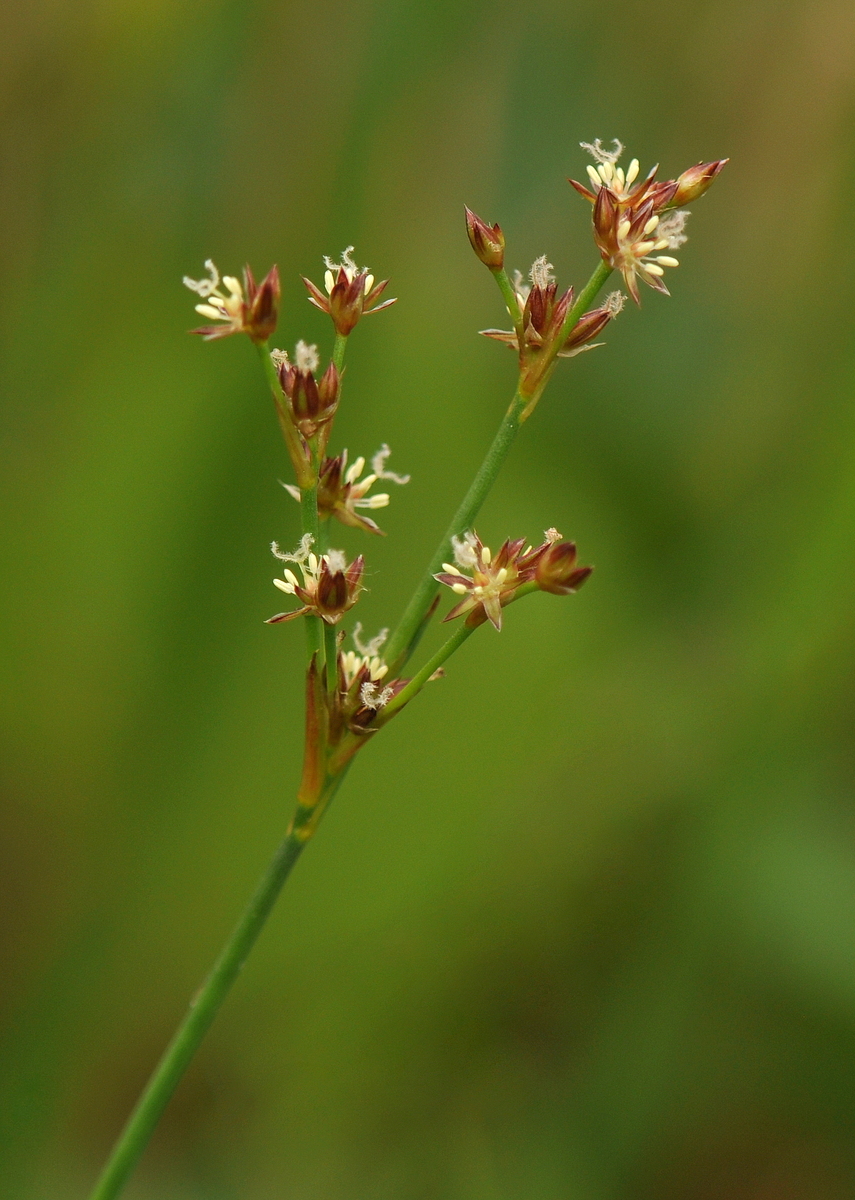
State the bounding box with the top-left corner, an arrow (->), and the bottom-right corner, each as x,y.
345,456 -> 366,485
626,158 -> 640,185
480,545 -> 492,565
451,583 -> 468,595
324,269 -> 335,294
643,216 -> 660,235
617,219 -> 632,241
586,165 -> 602,190
363,274 -> 374,294
655,256 -> 680,268
273,578 -> 296,594
442,564 -> 462,575
195,304 -> 222,320
645,263 -> 665,276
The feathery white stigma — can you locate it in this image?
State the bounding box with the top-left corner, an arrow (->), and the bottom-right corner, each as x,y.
295,340 -> 319,373
529,255 -> 555,289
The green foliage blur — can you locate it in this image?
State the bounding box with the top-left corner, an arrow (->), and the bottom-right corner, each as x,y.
3,0 -> 855,1196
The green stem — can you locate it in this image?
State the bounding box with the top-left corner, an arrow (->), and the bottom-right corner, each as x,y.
86,764 -> 350,1200
379,623 -> 474,722
384,391 -> 525,670
553,260 -> 613,368
87,830 -> 305,1200
384,261 -> 612,671
332,332 -> 348,372
300,484 -> 322,663
323,621 -> 338,692
492,267 -> 524,343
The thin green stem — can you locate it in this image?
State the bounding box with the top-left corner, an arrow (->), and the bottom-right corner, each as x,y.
332,332 -> 348,372
552,260 -> 613,369
384,391 -> 525,670
379,623 -> 474,722
299,484 -> 322,663
87,830 -> 305,1200
492,268 -> 524,343
384,260 -> 612,672
86,766 -> 350,1200
323,621 -> 338,692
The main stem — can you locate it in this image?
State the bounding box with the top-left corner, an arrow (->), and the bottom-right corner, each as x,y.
88,830 -> 305,1200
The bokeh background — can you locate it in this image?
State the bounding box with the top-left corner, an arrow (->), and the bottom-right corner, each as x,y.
3,0 -> 855,1196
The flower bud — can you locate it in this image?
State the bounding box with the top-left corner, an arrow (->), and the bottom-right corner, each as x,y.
464,206 -> 505,271
535,540 -> 593,595
670,159 -> 728,207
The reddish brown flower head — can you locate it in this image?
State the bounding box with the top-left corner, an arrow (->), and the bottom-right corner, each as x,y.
303,247 -> 396,337
184,260 -> 280,342
282,445 -> 409,536
465,206 -> 505,271
480,255 -> 573,370
534,534 -> 594,594
266,536 -> 364,625
434,528 -> 591,631
335,643 -> 408,731
273,342 -> 340,441
569,140 -> 727,303
483,284 -> 625,359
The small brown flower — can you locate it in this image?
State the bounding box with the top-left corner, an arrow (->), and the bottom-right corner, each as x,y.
184,260 -> 280,342
434,528 -> 592,631
482,282 -> 624,359
273,343 -> 340,442
282,445 -> 410,536
303,247 -> 396,337
569,140 -> 727,303
465,206 -> 505,270
266,536 -> 364,625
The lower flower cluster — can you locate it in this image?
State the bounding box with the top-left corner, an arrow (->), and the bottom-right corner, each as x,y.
435,529 -> 592,631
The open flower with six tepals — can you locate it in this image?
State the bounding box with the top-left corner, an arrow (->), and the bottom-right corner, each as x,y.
84,137 -> 726,1200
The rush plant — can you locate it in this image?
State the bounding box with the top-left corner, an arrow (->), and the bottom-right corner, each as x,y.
86,139 -> 726,1200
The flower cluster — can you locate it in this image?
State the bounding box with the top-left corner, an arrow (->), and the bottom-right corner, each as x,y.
183,260 -> 280,342
266,535 -> 364,625
271,342 -> 340,448
569,139 -> 727,303
281,445 -> 409,536
482,259 -> 625,359
303,247 -> 396,337
435,529 -> 592,631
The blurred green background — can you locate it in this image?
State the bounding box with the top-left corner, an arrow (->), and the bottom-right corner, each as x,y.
3,0 -> 855,1196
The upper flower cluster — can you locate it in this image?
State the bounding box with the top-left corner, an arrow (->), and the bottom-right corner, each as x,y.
435,528 -> 592,631
303,247 -> 396,337
569,139 -> 727,303
183,260 -> 280,342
